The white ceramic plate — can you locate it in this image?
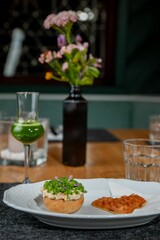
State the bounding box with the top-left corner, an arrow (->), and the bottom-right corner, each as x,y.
3,178 -> 160,229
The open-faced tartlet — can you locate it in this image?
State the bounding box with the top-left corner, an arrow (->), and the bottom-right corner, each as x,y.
41,176 -> 86,214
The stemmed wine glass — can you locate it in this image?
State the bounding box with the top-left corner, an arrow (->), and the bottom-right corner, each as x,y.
11,92 -> 44,183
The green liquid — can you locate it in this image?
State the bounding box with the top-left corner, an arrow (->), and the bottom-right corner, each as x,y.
11,121 -> 44,144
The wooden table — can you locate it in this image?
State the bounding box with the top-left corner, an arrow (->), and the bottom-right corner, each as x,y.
0,129 -> 149,183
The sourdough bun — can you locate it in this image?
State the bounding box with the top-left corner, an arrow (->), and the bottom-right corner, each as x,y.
41,176 -> 86,214
43,195 -> 84,213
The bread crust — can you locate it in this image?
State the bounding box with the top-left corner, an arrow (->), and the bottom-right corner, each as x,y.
43,196 -> 84,213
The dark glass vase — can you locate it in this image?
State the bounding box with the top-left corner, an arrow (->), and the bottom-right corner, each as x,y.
62,85 -> 87,166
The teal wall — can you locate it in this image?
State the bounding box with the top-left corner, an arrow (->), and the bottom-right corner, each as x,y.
1,94 -> 160,129
88,101 -> 131,128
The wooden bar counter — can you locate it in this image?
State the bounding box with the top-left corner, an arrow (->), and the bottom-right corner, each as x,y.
0,129 -> 149,183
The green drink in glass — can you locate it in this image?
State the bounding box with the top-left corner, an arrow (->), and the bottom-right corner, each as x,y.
11,121 -> 44,144
11,92 -> 44,184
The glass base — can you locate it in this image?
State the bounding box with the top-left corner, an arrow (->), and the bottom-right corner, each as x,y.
0,148 -> 47,166
23,178 -> 31,184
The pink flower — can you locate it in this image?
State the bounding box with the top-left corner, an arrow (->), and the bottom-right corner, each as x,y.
95,58 -> 102,68
45,51 -> 54,62
38,50 -> 53,63
75,34 -> 82,43
60,43 -> 88,56
76,42 -> 89,51
43,13 -> 56,29
68,175 -> 73,181
53,51 -> 62,59
43,11 -> 78,29
97,58 -> 102,63
83,42 -> 89,49
60,45 -> 73,55
38,53 -> 45,64
62,62 -> 69,71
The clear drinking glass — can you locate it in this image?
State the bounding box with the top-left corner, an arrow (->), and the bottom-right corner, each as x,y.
123,138 -> 160,182
149,114 -> 160,141
11,92 -> 44,183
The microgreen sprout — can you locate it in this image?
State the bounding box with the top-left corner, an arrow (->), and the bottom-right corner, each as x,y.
43,176 -> 87,195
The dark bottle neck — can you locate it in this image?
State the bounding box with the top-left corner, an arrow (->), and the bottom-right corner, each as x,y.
69,85 -> 82,99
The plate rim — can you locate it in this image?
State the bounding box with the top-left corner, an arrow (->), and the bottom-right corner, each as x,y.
3,178 -> 160,220
3,178 -> 160,229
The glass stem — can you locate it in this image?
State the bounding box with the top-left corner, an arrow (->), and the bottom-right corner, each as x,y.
23,144 -> 31,184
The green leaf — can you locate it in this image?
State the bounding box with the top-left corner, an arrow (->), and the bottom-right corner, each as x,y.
79,76 -> 94,86
72,51 -> 81,63
87,67 -> 100,78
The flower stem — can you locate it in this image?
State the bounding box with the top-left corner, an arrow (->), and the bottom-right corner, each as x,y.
65,23 -> 73,44
52,75 -> 68,82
